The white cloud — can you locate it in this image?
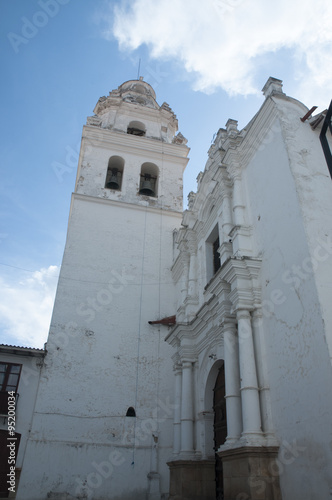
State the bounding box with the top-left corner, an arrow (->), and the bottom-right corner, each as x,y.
110,0 -> 332,105
0,266 -> 59,349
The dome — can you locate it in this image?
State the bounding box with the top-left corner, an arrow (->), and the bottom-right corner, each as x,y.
119,79 -> 156,99
117,79 -> 158,109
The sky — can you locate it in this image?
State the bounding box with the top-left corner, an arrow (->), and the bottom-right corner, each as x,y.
1,0 -> 332,349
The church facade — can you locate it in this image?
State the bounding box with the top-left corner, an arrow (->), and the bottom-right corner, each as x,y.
14,77 -> 332,500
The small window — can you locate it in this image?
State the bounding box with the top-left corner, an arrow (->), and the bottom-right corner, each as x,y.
127,121 -> 146,136
126,407 -> 136,417
105,156 -> 124,190
139,162 -> 158,197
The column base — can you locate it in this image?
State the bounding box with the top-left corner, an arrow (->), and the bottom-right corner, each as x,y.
147,471 -> 161,500
167,459 -> 215,500
218,446 -> 282,500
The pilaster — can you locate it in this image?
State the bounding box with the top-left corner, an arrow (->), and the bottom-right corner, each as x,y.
180,359 -> 195,458
173,361 -> 182,457
237,309 -> 263,444
252,308 -> 278,445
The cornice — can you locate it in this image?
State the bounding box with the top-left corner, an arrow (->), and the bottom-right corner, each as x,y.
219,256 -> 262,311
71,192 -> 184,218
93,97 -> 179,131
81,126 -> 190,166
166,286 -> 230,347
236,97 -> 279,167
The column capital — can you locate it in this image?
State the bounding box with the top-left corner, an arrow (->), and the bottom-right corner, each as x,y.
221,318 -> 237,335
251,307 -> 263,319
236,309 -> 251,320
181,359 -> 195,369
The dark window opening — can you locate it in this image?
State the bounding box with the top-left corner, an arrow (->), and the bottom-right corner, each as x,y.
213,237 -> 221,274
126,406 -> 136,417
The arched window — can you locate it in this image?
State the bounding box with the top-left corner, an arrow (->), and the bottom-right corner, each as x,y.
126,406 -> 136,417
127,121 -> 146,136
105,156 -> 124,190
139,162 -> 158,197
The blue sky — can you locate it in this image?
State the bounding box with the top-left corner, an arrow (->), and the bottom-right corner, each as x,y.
1,0 -> 332,348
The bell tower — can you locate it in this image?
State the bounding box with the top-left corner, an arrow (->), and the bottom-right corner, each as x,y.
75,77 -> 187,211
17,80 -> 189,500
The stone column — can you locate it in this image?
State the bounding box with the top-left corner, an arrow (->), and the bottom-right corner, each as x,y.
180,256 -> 189,303
221,189 -> 233,244
219,187 -> 233,266
188,252 -> 197,298
180,360 -> 195,456
232,174 -> 245,227
173,363 -> 182,456
236,309 -> 263,442
251,309 -> 276,443
223,321 -> 242,445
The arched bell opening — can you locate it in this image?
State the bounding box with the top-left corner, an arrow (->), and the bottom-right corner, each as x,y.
127,120 -> 146,136
139,162 -> 158,197
105,156 -> 124,190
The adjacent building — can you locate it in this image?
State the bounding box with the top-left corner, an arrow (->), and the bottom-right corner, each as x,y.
0,345 -> 44,499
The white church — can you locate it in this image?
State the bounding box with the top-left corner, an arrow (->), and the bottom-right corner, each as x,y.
1,76 -> 332,500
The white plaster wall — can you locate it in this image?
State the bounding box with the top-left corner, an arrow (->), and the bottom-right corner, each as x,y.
277,100 -> 332,363
0,352 -> 42,469
244,109 -> 332,499
17,192 -> 181,499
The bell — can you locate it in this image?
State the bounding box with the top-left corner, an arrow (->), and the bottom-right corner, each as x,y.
139,174 -> 155,196
106,169 -> 120,190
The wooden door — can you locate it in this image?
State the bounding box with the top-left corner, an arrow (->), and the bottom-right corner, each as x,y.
213,364 -> 227,500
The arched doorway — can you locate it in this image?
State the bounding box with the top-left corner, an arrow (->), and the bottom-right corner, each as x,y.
213,363 -> 227,500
